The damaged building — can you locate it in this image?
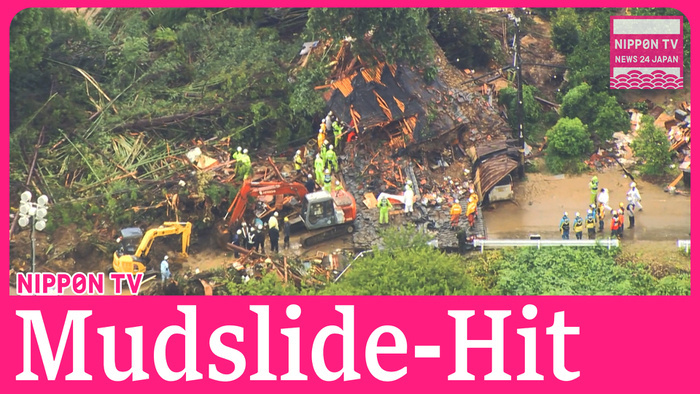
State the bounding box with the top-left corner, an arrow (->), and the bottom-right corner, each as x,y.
315,42 -> 521,248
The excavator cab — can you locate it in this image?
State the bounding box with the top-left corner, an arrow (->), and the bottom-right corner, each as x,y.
116,227 -> 144,256
298,190 -> 357,247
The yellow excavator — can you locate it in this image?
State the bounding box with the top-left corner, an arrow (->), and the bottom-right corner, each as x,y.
113,221 -> 192,274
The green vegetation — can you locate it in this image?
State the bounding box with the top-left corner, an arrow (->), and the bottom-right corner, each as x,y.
545,117 -> 593,173
559,83 -> 628,142
486,246 -> 689,295
551,8 -> 580,55
631,115 -> 674,176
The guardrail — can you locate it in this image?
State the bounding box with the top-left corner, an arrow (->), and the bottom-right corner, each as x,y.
472,238 -> 620,252
677,240 -> 690,254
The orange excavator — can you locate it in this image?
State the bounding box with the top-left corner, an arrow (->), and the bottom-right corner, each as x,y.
225,179 -> 357,247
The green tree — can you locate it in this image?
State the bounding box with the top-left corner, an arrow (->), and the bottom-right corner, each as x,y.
630,115 -> 673,176
498,85 -> 542,129
551,8 -> 580,55
560,83 -> 628,142
323,226 -> 485,295
305,8 -> 434,66
545,117 -> 593,173
566,10 -> 616,93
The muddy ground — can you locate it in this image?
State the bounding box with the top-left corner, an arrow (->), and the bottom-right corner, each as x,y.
483,168 -> 691,269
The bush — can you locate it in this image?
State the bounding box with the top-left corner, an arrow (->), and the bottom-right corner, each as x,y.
491,247 -> 687,295
631,115 -> 673,176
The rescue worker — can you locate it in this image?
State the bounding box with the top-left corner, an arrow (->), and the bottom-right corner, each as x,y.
404,183 -> 414,216
559,212 -> 570,240
160,255 -> 171,282
450,199 -> 462,230
268,211 -> 279,231
268,223 -> 280,253
573,212 -> 584,240
597,202 -> 606,232
610,211 -> 620,239
597,188 -> 611,211
617,203 -> 625,238
326,145 -> 338,172
232,146 -> 242,161
627,182 -> 643,211
305,173 -> 316,193
332,120 -> 343,148
240,221 -> 249,249
293,150 -> 304,175
283,216 -> 291,249
239,149 -> 252,179
585,209 -> 596,239
323,169 -> 332,193
314,153 -> 325,184
247,224 -> 256,250
317,124 -> 326,151
378,197 -> 391,225
325,112 -> 333,132
469,188 -> 479,205
466,197 -> 477,228
589,203 -> 598,225
321,140 -> 329,158
626,197 -> 636,228
589,176 -> 599,205
256,224 -> 266,253
232,229 -> 242,258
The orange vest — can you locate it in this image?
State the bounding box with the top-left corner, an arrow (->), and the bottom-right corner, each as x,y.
450,203 -> 462,216
466,201 -> 477,216
611,217 -> 620,230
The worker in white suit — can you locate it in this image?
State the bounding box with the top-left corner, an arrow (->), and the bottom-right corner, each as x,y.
403,183 -> 414,216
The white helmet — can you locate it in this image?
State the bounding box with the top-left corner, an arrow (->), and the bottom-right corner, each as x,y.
243,149 -> 248,154
164,255 -> 169,260
564,212 -> 568,216
324,139 -> 329,144
630,182 -> 636,188
319,129 -> 323,134
237,146 -> 242,152
316,153 -> 320,159
324,169 -> 330,174
236,230 -> 242,235
587,209 -> 592,214
336,180 -> 340,185
407,180 -> 413,185
241,221 -> 246,226
454,199 -> 459,204
328,145 -> 333,150
296,150 -> 301,155
274,212 -> 278,217
308,174 -> 313,179
576,212 -> 580,217
328,111 -> 333,116
257,224 -> 263,230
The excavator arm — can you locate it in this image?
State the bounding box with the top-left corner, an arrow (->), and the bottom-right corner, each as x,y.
226,179 -> 308,226
134,221 -> 192,258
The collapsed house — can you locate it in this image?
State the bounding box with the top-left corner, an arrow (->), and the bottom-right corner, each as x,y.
314,41 -> 521,248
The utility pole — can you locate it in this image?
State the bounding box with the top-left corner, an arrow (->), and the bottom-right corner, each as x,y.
510,11 -> 526,179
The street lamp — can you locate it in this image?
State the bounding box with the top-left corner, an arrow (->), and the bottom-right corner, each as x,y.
18,191 -> 49,273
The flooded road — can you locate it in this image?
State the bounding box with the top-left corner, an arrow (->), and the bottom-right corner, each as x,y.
483,171 -> 690,242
